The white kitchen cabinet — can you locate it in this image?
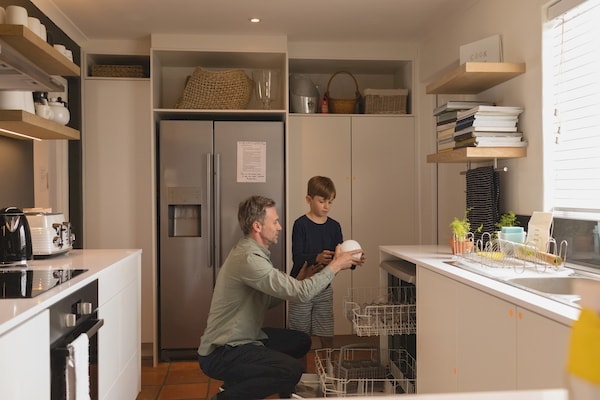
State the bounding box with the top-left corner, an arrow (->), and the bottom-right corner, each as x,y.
0,309 -> 50,398
288,115 -> 416,334
417,265 -> 571,394
416,267 -> 457,393
456,283 -> 516,391
82,78 -> 154,350
516,307 -> 570,390
98,252 -> 141,400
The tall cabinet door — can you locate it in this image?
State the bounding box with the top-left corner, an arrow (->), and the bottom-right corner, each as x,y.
83,79 -> 153,344
288,115 -> 353,334
351,116 -> 416,289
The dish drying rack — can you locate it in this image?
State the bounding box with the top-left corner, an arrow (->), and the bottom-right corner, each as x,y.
343,285 -> 416,337
456,231 -> 568,273
314,344 -> 416,397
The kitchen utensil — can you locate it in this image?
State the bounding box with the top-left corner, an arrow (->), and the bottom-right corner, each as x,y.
6,5 -> 28,25
290,74 -> 319,113
25,212 -> 74,256
35,103 -> 53,119
341,239 -> 362,261
0,207 -> 33,265
48,97 -> 70,125
253,69 -> 278,110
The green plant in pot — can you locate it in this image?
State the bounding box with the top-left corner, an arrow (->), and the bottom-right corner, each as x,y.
449,208 -> 475,255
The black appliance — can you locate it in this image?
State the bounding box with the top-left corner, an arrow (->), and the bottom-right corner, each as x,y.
0,207 -> 33,265
50,279 -> 102,400
0,268 -> 87,298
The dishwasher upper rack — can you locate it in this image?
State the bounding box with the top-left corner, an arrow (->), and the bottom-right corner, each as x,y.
343,285 -> 416,336
457,231 -> 568,273
314,345 -> 416,397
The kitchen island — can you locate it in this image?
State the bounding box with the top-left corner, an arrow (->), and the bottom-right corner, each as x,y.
379,245 -> 581,394
0,249 -> 141,400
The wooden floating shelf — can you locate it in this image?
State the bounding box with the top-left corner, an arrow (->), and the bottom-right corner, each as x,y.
0,24 -> 80,76
426,147 -> 527,163
0,110 -> 80,140
426,62 -> 526,94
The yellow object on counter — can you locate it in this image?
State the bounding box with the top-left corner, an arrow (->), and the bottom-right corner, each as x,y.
567,308 -> 600,384
477,251 -> 504,260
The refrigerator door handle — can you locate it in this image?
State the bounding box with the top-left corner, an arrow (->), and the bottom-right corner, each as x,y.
207,152 -> 214,270
214,153 -> 221,274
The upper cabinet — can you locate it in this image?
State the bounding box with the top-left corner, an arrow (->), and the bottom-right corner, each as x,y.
426,62 -> 526,163
0,24 -> 81,140
151,48 -> 287,120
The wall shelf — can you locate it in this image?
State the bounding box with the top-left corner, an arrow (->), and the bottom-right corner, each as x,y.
426,62 -> 525,94
0,24 -> 80,77
0,110 -> 80,140
426,147 -> 526,163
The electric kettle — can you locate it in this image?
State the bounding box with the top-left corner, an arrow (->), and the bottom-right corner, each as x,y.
0,207 -> 33,265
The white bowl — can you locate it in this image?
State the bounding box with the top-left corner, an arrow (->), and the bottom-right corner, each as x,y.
340,239 -> 362,261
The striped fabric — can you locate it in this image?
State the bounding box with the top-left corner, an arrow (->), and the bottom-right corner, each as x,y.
466,166 -> 500,242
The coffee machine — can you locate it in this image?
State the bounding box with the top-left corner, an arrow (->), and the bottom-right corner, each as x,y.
0,207 -> 33,266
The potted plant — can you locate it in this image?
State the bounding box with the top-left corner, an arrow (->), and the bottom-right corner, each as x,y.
449,208 -> 475,255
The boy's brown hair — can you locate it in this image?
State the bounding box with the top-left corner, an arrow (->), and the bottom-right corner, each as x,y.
307,176 -> 336,200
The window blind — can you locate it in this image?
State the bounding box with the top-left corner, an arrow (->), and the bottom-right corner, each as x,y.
547,0 -> 600,215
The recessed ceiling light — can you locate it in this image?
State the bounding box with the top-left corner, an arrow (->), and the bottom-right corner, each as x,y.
249,17 -> 261,23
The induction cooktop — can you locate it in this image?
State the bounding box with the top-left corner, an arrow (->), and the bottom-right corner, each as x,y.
0,269 -> 88,299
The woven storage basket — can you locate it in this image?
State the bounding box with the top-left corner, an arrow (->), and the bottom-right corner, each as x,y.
364,88 -> 408,114
326,71 -> 361,114
91,64 -> 145,78
176,67 -> 253,110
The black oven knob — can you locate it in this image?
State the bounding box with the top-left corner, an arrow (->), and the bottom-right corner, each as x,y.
65,313 -> 77,328
77,302 -> 93,315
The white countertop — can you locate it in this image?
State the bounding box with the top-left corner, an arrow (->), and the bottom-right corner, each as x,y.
379,245 -> 582,325
0,249 -> 142,336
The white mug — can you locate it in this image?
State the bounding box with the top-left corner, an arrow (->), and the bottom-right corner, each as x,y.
53,44 -> 66,54
27,17 -> 41,37
0,7 -> 6,24
6,5 -> 28,25
35,103 -> 53,119
39,24 -> 47,41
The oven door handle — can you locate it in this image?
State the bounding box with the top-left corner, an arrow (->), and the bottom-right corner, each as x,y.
85,318 -> 104,338
52,318 -> 104,357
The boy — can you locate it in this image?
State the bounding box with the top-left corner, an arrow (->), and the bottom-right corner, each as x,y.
289,176 -> 364,349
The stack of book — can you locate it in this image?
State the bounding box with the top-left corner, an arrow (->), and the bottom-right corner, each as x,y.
434,101 -> 493,152
453,105 -> 526,148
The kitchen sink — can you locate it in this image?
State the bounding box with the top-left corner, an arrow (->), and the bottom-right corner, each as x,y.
507,276 -> 600,296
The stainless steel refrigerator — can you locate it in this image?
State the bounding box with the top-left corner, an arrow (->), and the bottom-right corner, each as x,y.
158,120 -> 285,360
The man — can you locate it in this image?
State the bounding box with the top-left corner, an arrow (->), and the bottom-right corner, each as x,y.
198,195 -> 362,399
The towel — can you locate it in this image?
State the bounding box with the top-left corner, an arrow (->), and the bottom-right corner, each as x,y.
66,333 -> 90,400
466,166 -> 500,242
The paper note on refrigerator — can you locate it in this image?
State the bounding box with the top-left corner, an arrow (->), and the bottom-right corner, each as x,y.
237,141 -> 267,183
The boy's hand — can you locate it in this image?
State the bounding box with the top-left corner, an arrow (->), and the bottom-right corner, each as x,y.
316,250 -> 335,265
296,262 -> 326,280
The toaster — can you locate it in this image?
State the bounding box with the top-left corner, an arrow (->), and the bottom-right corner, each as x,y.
25,212 -> 75,256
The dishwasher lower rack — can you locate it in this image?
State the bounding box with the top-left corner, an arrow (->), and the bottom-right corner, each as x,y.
343,285 -> 416,336
313,345 -> 416,397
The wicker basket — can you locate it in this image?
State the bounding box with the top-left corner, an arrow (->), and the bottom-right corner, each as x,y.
364,88 -> 408,114
326,71 -> 361,114
90,64 -> 145,78
176,67 -> 253,110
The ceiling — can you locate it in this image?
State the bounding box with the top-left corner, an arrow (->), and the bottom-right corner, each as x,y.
48,0 -> 477,43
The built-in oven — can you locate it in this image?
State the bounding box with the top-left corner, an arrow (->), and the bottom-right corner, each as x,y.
49,279 -> 102,400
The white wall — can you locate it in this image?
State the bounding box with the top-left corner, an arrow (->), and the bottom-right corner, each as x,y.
416,0 -> 548,244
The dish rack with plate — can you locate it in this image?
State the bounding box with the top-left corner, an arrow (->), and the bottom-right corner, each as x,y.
343,285 -> 416,337
456,231 -> 568,273
314,344 -> 416,397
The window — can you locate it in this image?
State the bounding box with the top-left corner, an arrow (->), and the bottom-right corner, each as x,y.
544,0 -> 600,269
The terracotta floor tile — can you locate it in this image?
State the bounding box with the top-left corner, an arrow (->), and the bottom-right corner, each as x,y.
136,385 -> 161,400
166,367 -> 207,385
157,382 -> 208,400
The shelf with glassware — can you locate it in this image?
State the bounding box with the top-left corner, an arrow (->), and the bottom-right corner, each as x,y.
151,49 -> 287,115
426,62 -> 527,164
